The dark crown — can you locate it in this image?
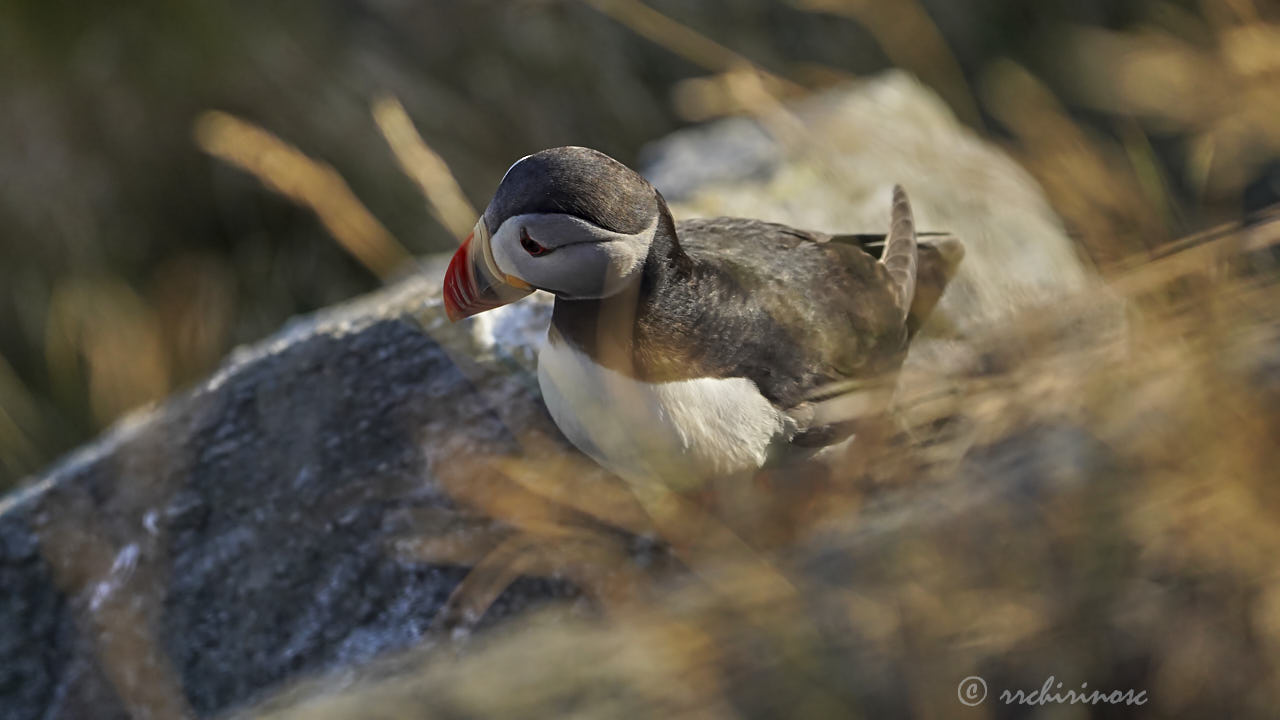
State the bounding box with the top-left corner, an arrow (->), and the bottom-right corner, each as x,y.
484,147 -> 658,235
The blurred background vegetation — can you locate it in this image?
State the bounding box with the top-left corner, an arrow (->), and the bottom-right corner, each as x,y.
2,0 -> 1278,489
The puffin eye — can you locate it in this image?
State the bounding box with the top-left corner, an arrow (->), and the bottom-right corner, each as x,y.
520,228 -> 549,257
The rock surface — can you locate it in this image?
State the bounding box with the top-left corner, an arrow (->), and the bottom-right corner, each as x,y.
0,73 -> 1101,720
0,275 -> 579,720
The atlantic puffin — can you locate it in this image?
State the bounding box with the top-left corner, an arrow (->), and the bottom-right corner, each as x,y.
443,146 -> 962,490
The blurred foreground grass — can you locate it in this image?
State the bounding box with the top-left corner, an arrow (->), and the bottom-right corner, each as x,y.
238,217 -> 1280,718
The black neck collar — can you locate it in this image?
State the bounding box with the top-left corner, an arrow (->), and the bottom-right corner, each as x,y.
549,190 -> 689,367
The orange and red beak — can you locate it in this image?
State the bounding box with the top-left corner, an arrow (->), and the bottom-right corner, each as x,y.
443,220 -> 534,322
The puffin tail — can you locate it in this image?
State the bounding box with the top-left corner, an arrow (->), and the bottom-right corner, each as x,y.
881,185 -> 918,323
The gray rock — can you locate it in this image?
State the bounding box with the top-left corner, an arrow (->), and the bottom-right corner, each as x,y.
640,117 -> 782,202
0,277 -> 576,720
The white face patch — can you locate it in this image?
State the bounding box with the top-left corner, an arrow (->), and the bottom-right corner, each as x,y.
537,335 -> 791,489
489,213 -> 655,300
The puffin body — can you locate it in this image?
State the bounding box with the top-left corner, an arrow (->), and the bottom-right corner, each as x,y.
443,147 -> 962,488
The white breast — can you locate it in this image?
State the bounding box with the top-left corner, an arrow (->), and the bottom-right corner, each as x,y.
537,336 -> 791,490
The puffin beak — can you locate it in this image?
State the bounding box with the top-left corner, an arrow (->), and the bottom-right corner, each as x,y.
443,219 -> 534,322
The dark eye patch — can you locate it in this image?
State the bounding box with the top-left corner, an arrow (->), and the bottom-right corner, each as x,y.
520,228 -> 550,256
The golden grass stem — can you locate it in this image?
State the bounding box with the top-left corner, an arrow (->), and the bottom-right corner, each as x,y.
372,96 -> 480,241
581,0 -> 801,94
194,111 -> 412,280
791,0 -> 984,128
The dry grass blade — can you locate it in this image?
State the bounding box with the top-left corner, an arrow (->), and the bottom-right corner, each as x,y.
431,536 -> 541,633
1109,213 -> 1280,297
526,532 -> 652,608
671,70 -> 809,122
193,111 -> 412,279
627,483 -> 799,606
391,516 -> 513,569
392,487 -> 649,628
490,452 -> 654,537
791,0 -> 983,127
581,0 -> 800,93
434,455 -> 595,541
1060,18 -> 1280,197
372,96 -> 479,240
0,355 -> 41,478
979,59 -> 1169,264
428,525 -> 647,632
44,276 -> 170,427
37,511 -> 194,720
581,0 -> 814,146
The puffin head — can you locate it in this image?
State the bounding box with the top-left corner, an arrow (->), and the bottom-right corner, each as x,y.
443,146 -> 663,322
